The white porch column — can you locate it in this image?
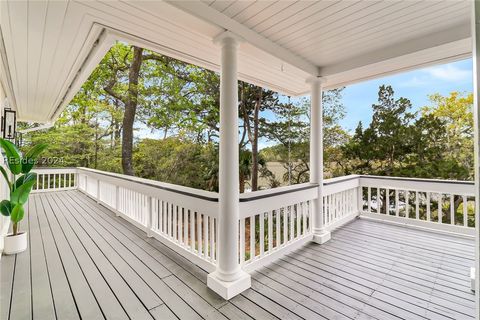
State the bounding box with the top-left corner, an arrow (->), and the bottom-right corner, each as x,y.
471,1 -> 480,318
207,32 -> 251,300
309,77 -> 331,244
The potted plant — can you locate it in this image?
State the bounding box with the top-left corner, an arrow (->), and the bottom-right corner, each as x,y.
0,139 -> 47,254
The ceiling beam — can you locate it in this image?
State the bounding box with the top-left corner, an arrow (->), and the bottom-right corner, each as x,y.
166,1 -> 318,76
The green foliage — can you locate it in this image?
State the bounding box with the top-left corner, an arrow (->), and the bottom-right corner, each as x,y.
22,143 -> 48,173
15,172 -> 37,190
10,204 -> 24,224
17,39 -> 473,198
261,89 -> 348,183
0,200 -> 12,217
0,139 -> 47,235
342,87 -> 473,180
10,179 -> 35,205
0,139 -> 22,174
0,166 -> 11,192
134,137 -> 219,191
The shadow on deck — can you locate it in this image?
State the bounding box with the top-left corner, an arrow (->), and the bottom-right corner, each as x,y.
0,190 -> 475,320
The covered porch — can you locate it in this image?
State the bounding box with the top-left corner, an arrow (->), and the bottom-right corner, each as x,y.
0,0 -> 479,319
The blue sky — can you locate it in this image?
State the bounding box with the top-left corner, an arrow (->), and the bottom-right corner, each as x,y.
339,58 -> 473,132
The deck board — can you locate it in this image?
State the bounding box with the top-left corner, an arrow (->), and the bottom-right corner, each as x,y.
38,192 -> 104,320
9,200 -> 32,320
30,196 -> 57,320
1,190 -> 475,320
33,195 -> 79,320
46,191 -> 129,319
0,254 -> 15,320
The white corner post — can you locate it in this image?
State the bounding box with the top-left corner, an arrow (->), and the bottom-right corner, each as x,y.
207,32 -> 251,300
472,1 -> 480,317
309,77 -> 331,244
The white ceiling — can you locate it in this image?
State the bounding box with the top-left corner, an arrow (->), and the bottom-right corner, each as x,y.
0,0 -> 472,123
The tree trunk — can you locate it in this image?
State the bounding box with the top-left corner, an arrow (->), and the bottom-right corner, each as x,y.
122,46 -> 143,176
239,174 -> 245,193
251,88 -> 262,191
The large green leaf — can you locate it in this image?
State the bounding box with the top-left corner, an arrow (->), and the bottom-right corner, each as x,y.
0,166 -> 11,192
15,172 -> 37,190
10,204 -> 24,223
21,143 -> 48,173
10,179 -> 35,205
0,200 -> 12,216
0,139 -> 22,174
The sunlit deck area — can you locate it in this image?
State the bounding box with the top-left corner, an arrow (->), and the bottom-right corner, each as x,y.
1,190 -> 474,320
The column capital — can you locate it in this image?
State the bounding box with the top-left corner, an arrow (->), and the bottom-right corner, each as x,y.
306,76 -> 326,85
213,31 -> 243,47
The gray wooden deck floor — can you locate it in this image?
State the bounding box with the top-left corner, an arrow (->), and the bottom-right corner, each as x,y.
0,190 -> 475,320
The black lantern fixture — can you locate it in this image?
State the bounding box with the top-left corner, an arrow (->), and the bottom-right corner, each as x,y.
2,107 -> 16,141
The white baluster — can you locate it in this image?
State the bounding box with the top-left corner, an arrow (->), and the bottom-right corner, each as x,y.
426,193 -> 431,222
146,196 -> 153,237
450,195 -> 455,225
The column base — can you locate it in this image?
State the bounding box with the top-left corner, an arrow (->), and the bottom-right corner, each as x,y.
471,267 -> 475,292
207,270 -> 251,300
312,231 -> 331,244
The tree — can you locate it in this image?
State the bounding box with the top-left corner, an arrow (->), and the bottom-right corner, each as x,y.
134,137 -> 218,190
239,83 -> 278,191
342,86 -> 473,181
101,45 -> 144,175
343,85 -> 415,175
261,89 -> 347,183
421,92 -> 473,180
100,43 -> 214,175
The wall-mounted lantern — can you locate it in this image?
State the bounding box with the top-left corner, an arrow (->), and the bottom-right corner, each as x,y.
2,108 -> 16,141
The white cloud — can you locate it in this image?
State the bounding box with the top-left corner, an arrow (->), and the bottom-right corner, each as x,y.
399,76 -> 430,87
399,63 -> 471,87
423,64 -> 471,82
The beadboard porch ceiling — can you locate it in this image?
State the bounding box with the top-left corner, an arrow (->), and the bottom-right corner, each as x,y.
0,0 -> 472,123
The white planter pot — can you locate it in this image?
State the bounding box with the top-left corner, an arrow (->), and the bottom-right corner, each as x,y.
3,232 -> 27,254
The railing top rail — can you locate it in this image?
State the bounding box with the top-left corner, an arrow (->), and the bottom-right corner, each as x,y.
360,174 -> 474,185
239,183 -> 318,202
39,167 -> 474,200
77,167 -> 219,202
33,167 -> 78,171
323,174 -> 361,185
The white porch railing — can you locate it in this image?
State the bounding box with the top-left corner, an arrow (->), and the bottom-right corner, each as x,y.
76,167 -> 220,272
323,175 -> 361,231
359,175 -> 475,236
239,183 -> 317,272
32,167 -> 78,192
27,167 -> 476,273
